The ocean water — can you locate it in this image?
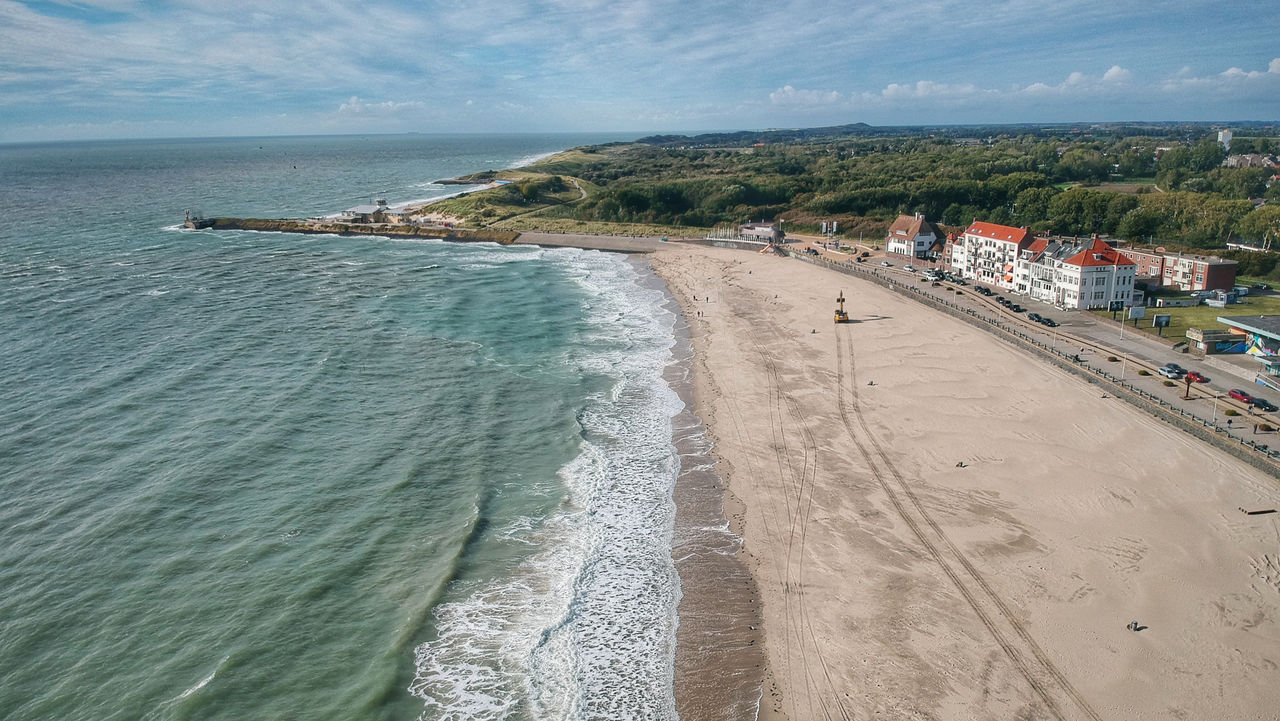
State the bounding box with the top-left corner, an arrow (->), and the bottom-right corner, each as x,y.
0,134 -> 686,720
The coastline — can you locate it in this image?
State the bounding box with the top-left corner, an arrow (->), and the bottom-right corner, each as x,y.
650,241 -> 1280,720
641,256 -> 769,721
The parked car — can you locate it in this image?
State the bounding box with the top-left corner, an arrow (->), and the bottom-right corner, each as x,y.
1253,283 -> 1269,290
1041,318 -> 1059,328
1010,305 -> 1025,313
1250,398 -> 1278,413
1027,312 -> 1042,322
954,279 -> 968,286
904,264 -> 915,272
1157,367 -> 1183,379
860,251 -> 870,258
976,287 -> 992,296
1186,371 -> 1209,383
1162,363 -> 1186,374
1229,389 -> 1254,403
994,295 -> 1005,303
880,260 -> 892,267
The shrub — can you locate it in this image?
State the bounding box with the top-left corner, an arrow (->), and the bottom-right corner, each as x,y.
1261,423 -> 1274,432
1162,380 -> 1176,387
1225,409 -> 1240,416
1138,369 -> 1151,376
1107,356 -> 1119,362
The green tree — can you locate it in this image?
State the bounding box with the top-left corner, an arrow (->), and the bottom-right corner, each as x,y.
1236,205 -> 1280,243
1013,187 -> 1056,226
1188,139 -> 1226,172
1055,149 -> 1110,182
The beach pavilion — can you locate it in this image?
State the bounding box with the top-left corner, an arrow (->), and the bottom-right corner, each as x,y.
1217,315 -> 1280,376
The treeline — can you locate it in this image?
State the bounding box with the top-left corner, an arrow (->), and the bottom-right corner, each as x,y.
528,128 -> 1280,247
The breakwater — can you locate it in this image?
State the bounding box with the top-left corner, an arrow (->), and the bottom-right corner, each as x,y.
203,218 -> 521,244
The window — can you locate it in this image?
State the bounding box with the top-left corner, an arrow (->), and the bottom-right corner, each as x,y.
1093,291 -> 1105,299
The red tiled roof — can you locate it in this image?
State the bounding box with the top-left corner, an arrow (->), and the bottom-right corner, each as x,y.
965,221 -> 1032,246
1063,237 -> 1135,267
886,214 -> 940,241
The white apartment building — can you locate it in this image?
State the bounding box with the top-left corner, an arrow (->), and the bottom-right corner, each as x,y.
949,222 -> 1033,290
1018,237 -> 1137,310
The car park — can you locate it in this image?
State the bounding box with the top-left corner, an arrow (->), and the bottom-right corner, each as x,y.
1229,389 -> 1254,402
1186,371 -> 1209,383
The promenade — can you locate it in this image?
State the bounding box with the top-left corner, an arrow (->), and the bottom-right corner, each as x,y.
794,243 -> 1280,476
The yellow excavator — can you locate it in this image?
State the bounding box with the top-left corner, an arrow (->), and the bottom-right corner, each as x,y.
834,291 -> 850,323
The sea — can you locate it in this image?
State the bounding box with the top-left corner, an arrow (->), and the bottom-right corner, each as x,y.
0,134 -> 693,721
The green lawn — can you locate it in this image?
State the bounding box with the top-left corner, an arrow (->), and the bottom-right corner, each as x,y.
1092,292 -> 1280,340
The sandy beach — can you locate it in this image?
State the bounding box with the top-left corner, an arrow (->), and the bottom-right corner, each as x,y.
649,242 -> 1280,721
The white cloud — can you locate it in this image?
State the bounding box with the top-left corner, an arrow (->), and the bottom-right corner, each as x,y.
337,96 -> 426,116
769,85 -> 842,106
880,80 -> 988,100
1160,57 -> 1280,92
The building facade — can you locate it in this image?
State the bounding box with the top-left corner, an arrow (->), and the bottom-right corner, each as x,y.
884,213 -> 943,259
739,223 -> 783,241
1016,237 -> 1136,310
1115,248 -> 1237,291
949,222 -> 1033,290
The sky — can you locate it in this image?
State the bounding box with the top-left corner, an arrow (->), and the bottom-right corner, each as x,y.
2,0 -> 1278,142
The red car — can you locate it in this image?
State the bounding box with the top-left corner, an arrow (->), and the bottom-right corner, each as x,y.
1186,371 -> 1209,383
1229,389 -> 1254,403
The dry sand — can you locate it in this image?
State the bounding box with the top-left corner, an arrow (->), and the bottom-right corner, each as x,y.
649,243 -> 1280,721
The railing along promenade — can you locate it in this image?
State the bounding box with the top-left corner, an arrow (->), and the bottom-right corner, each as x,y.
784,249 -> 1280,479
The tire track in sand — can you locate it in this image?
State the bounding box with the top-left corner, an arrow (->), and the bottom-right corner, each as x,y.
835,329 -> 1102,721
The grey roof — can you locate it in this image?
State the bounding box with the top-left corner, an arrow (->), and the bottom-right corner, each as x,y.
347,204 -> 384,214
1217,315 -> 1280,339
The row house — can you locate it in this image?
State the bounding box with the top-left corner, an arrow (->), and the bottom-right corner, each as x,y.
948,223 -> 1138,310
1115,248 -> 1237,291
1016,237 -> 1137,310
1049,238 -> 1136,310
947,222 -> 1033,291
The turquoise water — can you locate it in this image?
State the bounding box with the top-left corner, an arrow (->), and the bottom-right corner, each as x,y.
0,135 -> 684,720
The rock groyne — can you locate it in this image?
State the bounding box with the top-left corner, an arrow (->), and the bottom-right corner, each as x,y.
205,218 -> 521,245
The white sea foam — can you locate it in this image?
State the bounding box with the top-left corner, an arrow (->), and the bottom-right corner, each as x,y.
511,151 -> 560,168
410,249 -> 682,721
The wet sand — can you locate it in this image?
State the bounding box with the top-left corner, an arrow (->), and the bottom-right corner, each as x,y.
650,242 -> 1280,721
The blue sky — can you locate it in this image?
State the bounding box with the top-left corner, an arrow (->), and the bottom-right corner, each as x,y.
2,0 -> 1278,142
